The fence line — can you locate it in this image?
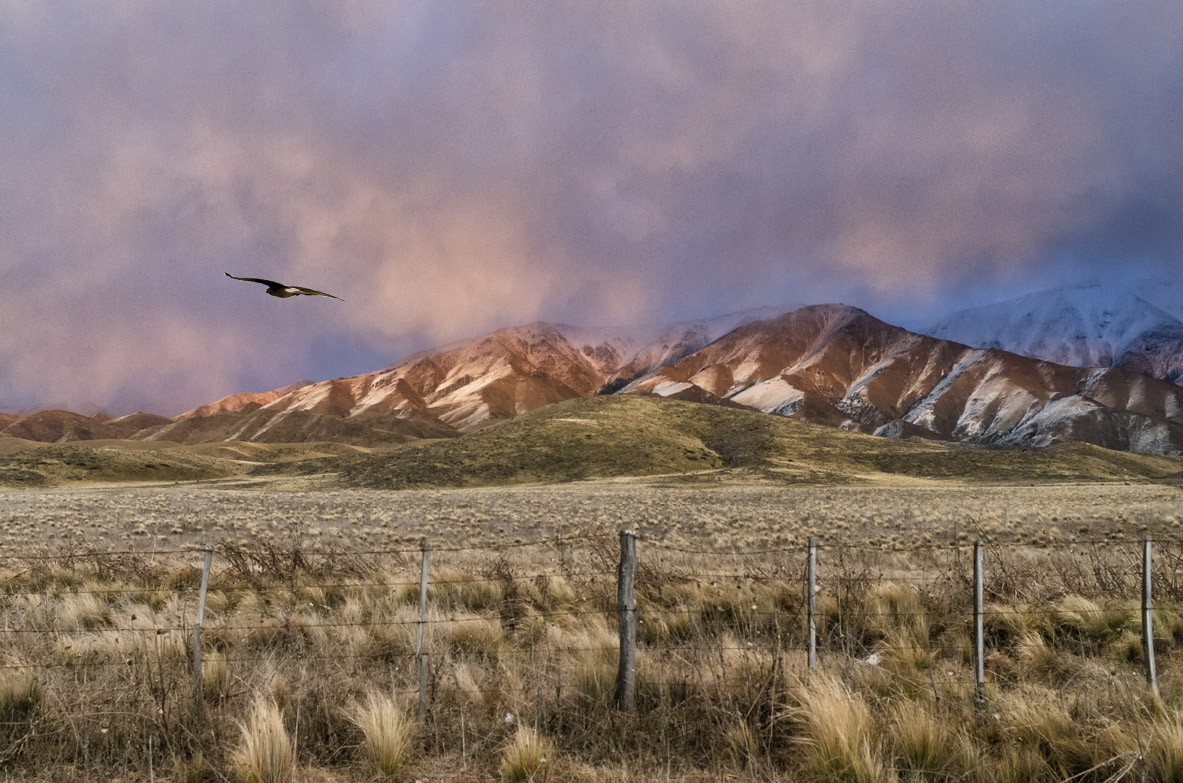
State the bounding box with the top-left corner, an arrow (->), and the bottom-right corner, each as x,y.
3,532 -> 1180,713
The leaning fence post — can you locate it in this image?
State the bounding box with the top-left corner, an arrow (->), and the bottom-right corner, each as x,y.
614,530 -> 637,711
192,547 -> 213,715
1142,534 -> 1158,695
416,538 -> 431,721
973,538 -> 985,707
807,536 -> 817,672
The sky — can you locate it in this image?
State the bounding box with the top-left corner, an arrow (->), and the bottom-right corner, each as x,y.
2,2 -> 1182,416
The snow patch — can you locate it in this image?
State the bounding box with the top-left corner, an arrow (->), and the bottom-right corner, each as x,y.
728,377 -> 805,415
902,350 -> 986,430
651,381 -> 694,397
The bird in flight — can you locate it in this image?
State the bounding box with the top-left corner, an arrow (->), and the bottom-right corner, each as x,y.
225,273 -> 343,300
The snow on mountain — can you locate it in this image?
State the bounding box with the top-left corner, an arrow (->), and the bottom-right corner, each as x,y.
625,304 -> 1183,454
4,290 -> 1167,456
233,307 -> 784,433
924,283 -> 1183,384
153,300 -> 1182,454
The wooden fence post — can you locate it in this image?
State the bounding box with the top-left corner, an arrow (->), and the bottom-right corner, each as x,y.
1143,535 -> 1158,695
973,538 -> 985,707
807,537 -> 817,672
192,547 -> 213,715
416,538 -> 431,721
615,530 -> 637,711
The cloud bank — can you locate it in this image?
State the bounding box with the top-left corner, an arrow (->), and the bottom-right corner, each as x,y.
1,2 -> 1181,413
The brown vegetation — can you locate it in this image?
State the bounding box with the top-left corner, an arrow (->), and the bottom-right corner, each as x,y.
0,534 -> 1182,781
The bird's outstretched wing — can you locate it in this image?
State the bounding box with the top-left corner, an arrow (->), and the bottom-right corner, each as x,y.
226,272 -> 285,288
291,286 -> 344,300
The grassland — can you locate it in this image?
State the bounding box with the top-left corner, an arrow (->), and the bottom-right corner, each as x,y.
2,533 -> 1183,782
0,480 -> 1180,554
336,396 -> 1183,488
4,397 -> 1180,491
1,396 -> 1182,780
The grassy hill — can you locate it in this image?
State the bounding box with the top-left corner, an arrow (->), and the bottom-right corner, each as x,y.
3,396 -> 1179,488
0,438 -> 380,487
337,395 -> 1183,488
0,443 -> 246,486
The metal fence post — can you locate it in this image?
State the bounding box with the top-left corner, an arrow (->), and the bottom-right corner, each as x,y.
807,536 -> 817,672
973,538 -> 985,707
192,547 -> 213,715
615,530 -> 637,711
1143,534 -> 1158,695
416,538 -> 431,721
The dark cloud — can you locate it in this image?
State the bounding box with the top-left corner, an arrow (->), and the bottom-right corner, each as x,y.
1,1 -> 1181,413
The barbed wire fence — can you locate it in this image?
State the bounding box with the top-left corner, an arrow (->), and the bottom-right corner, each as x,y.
0,531 -> 1180,772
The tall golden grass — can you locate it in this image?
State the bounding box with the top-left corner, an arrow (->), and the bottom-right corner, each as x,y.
232,694 -> 294,783
0,540 -> 1181,781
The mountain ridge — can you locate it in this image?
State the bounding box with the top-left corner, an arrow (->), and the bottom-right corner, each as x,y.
924,282 -> 1183,384
4,298 -> 1183,456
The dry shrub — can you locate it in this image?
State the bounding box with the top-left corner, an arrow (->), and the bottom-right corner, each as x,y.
232,694 -> 294,783
501,725 -> 554,782
350,692 -> 414,780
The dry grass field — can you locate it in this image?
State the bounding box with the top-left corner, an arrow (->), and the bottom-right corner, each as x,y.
2,476 -> 1183,781
2,396 -> 1182,781
0,478 -> 1180,553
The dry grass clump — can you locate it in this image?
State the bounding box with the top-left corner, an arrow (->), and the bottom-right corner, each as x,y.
886,699 -> 966,779
202,650 -> 231,701
433,567 -> 506,612
724,718 -> 758,769
350,692 -> 415,780
788,675 -> 887,783
996,686 -> 1096,779
1144,716 -> 1183,782
501,725 -> 555,782
441,613 -> 505,657
0,666 -> 39,725
56,591 -> 112,630
232,694 -> 294,783
1052,594 -> 1133,644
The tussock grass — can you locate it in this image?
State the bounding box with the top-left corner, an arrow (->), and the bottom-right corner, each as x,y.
350,692 -> 414,780
0,666 -> 38,724
232,694 -> 294,783
724,719 -> 758,769
789,675 -> 887,783
441,613 -> 504,657
202,650 -> 231,701
887,700 -> 962,779
501,725 -> 554,782
3,532 -> 1183,781
1144,716 -> 1183,782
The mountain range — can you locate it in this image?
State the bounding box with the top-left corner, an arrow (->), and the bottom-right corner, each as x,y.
3,283 -> 1182,456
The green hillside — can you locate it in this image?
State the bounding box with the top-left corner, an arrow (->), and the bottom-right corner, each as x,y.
338,395 -> 1183,488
